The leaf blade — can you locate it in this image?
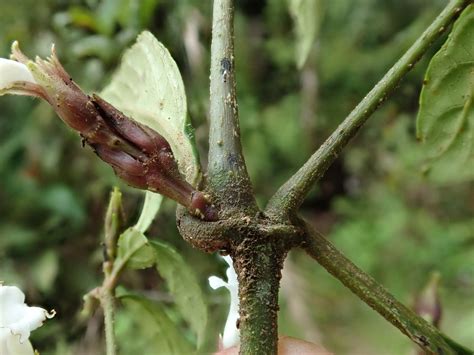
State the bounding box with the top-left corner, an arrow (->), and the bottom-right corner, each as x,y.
416,5 -> 474,182
101,31 -> 200,184
287,0 -> 324,69
151,240 -> 208,347
117,293 -> 194,355
116,228 -> 156,270
134,191 -> 163,233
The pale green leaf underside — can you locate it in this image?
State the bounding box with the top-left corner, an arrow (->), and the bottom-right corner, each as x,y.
151,240 -> 208,348
116,228 -> 156,270
134,191 -> 163,233
118,294 -> 193,355
287,0 -> 323,69
101,31 -> 200,184
416,5 -> 474,182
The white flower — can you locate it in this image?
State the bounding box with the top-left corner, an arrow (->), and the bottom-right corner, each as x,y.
0,284 -> 55,355
0,43 -> 49,100
208,255 -> 239,349
0,58 -> 36,92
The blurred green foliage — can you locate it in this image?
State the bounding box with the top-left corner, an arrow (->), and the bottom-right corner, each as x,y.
0,0 -> 472,354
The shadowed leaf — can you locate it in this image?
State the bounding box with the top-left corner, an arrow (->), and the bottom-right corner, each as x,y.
151,240 -> 208,347
117,293 -> 194,355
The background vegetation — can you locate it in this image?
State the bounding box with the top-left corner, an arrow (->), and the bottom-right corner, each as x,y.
1,0 -> 472,354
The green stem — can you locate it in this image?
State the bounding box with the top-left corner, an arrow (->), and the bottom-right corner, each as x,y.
266,0 -> 471,219
301,221 -> 472,355
234,242 -> 286,355
208,0 -> 258,215
101,188 -> 122,355
101,279 -> 117,355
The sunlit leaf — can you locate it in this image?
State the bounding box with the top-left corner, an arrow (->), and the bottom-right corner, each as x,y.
101,31 -> 200,184
117,293 -> 193,355
416,5 -> 474,183
116,228 -> 156,270
151,240 -> 208,347
134,192 -> 163,233
287,0 -> 324,69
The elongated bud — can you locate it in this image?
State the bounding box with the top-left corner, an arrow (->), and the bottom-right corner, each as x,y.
414,272 -> 442,328
104,187 -> 124,261
1,42 -> 218,221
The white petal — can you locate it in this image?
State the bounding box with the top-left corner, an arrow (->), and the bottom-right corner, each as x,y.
3,333 -> 35,355
209,255 -> 241,349
225,263 -> 238,289
222,255 -> 233,268
223,278 -> 239,348
0,58 -> 36,90
8,306 -> 52,342
222,293 -> 240,348
0,285 -> 54,344
0,286 -> 26,326
208,276 -> 227,290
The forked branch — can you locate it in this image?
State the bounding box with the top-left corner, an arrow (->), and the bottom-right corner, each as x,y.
266,0 -> 471,220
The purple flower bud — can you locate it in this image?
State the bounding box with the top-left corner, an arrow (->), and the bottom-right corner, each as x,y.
1,42 -> 218,221
414,272 -> 442,328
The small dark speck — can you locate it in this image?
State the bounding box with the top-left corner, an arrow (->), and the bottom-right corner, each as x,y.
221,58 -> 232,73
101,243 -> 108,261
417,335 -> 429,346
227,153 -> 239,169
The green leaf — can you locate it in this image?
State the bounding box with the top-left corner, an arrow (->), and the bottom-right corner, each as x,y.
116,228 -> 156,270
31,250 -> 59,293
151,241 -> 208,347
416,5 -> 474,183
287,0 -> 324,69
101,31 -> 200,184
117,293 -> 193,355
134,191 -> 163,233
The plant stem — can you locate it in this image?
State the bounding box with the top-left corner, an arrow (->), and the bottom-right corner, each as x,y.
301,221 -> 472,355
234,242 -> 287,355
100,188 -> 122,355
208,0 -> 257,215
101,270 -> 117,355
266,0 -> 471,219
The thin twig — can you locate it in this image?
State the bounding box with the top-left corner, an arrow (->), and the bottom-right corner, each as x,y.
101,262 -> 117,355
301,220 -> 472,355
266,0 -> 471,220
99,188 -> 122,355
